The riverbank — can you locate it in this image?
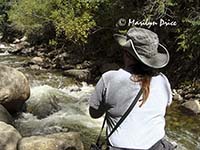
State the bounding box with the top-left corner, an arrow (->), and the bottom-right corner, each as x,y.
0,40 -> 121,84
1,41 -> 200,114
0,42 -> 200,149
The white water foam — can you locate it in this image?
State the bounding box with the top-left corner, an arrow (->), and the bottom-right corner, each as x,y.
0,51 -> 10,56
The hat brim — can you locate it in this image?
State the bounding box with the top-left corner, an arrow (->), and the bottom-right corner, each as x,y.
113,34 -> 169,69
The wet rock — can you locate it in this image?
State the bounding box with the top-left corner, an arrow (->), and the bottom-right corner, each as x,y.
29,57 -> 52,69
30,57 -> 44,65
30,64 -> 40,70
18,132 -> 84,150
0,121 -> 22,150
0,43 -> 8,49
196,94 -> 200,98
13,36 -> 27,44
184,93 -> 194,99
0,105 -> 13,124
13,38 -> 21,44
177,89 -> 183,95
61,64 -> 75,70
0,64 -> 30,113
100,63 -> 120,73
182,100 -> 200,114
9,41 -> 30,54
21,47 -> 35,55
76,60 -> 93,69
0,43 -> 11,52
173,89 -> 183,101
25,85 -> 76,119
63,69 -> 91,81
175,94 -> 183,101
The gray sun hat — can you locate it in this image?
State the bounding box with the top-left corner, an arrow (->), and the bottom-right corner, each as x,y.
114,27 -> 170,69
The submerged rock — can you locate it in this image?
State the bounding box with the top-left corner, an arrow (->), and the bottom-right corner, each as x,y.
18,132 -> 84,150
0,64 -> 30,113
25,85 -> 77,119
0,121 -> 22,150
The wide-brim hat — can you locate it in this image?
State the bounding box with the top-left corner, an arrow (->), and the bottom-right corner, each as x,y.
114,27 -> 169,69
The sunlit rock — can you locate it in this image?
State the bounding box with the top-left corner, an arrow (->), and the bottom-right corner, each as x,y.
25,85 -> 76,119
0,64 -> 30,113
0,121 -> 22,150
18,132 -> 84,150
63,69 -> 91,81
182,99 -> 200,114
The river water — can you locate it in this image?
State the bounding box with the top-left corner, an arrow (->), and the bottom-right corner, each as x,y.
0,51 -> 199,150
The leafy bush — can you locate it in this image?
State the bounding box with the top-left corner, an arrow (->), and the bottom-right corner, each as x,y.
3,0 -> 200,84
9,0 -> 100,43
0,0 -> 9,33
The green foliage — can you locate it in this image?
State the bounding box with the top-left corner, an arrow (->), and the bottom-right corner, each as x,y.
49,39 -> 58,46
9,0 -> 100,43
177,10 -> 200,55
0,0 -> 198,84
0,0 -> 10,32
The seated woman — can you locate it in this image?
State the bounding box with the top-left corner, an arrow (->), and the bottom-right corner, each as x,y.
89,27 -> 174,150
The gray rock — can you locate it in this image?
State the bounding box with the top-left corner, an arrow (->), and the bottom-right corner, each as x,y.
0,105 -> 13,124
18,132 -> 84,150
30,57 -> 44,65
76,60 -> 93,69
0,43 -> 8,49
13,36 -> 27,44
184,93 -> 194,99
172,89 -> 183,101
195,94 -> 200,98
0,64 -> 30,113
30,64 -> 40,70
0,43 -> 11,52
0,121 -> 22,150
177,89 -> 183,95
9,41 -> 30,53
182,100 -> 200,114
63,69 -> 91,81
25,85 -> 76,119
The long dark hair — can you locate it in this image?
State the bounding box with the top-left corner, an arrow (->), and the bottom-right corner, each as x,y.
128,63 -> 159,107
123,48 -> 159,107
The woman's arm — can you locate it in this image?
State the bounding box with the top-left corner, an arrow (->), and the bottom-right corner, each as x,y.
89,77 -> 109,118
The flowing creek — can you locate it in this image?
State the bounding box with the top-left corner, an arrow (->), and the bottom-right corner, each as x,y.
0,51 -> 199,150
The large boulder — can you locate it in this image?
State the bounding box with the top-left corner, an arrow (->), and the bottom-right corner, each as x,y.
18,132 -> 84,150
25,85 -> 76,119
0,65 -> 30,113
0,121 -> 22,150
0,105 -> 13,124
